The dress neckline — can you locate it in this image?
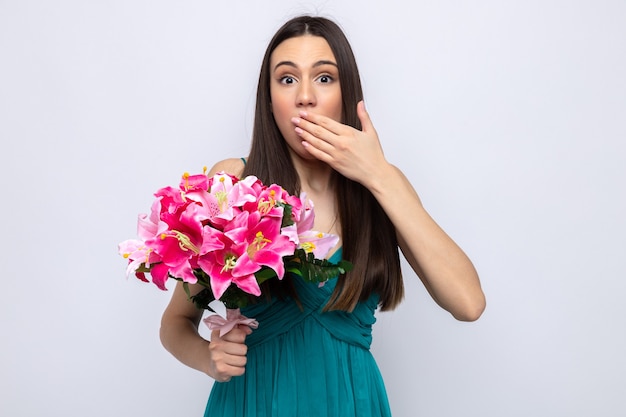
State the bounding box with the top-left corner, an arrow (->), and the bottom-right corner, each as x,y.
327,247 -> 342,263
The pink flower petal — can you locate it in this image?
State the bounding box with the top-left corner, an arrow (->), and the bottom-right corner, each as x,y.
231,274 -> 261,297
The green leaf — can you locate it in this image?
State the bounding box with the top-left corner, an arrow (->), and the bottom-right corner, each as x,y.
182,282 -> 191,299
276,202 -> 295,228
189,288 -> 217,312
254,267 -> 278,285
284,249 -> 353,284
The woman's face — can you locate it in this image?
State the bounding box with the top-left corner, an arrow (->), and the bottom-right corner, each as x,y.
269,35 -> 342,158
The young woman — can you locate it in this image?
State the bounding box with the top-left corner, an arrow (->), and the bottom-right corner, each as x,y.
160,15 -> 485,417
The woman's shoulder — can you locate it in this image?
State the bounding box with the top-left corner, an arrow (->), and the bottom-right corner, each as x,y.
207,157 -> 247,177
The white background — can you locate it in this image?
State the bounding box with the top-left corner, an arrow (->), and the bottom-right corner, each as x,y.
1,1 -> 625,416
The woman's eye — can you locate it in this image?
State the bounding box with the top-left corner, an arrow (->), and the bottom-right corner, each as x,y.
318,75 -> 333,83
280,76 -> 296,85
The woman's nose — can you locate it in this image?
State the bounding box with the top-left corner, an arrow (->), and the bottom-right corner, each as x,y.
296,82 -> 316,107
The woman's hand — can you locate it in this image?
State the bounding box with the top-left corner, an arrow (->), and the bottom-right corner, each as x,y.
292,101 -> 392,188
206,324 -> 252,382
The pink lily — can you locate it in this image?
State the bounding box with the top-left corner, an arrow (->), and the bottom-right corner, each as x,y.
154,186 -> 186,215
253,184 -> 286,218
282,193 -> 339,259
138,199 -> 168,240
179,171 -> 209,193
147,202 -> 223,287
120,199 -> 167,284
197,235 -> 255,300
186,173 -> 259,227
197,210 -> 296,300
225,211 -> 296,279
117,239 -> 173,290
296,230 -> 339,259
118,239 -> 159,281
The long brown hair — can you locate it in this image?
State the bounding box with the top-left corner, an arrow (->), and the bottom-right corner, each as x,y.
243,15 -> 403,311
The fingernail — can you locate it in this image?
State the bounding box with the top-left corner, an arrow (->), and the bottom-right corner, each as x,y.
299,110 -> 308,118
295,127 -> 303,135
291,117 -> 301,124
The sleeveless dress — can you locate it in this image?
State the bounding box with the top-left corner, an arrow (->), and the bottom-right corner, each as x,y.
203,249 -> 392,417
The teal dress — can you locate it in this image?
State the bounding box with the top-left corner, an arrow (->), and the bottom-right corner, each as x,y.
204,249 -> 392,416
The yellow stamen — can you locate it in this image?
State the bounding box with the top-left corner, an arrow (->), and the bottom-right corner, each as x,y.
221,254 -> 237,273
257,199 -> 270,214
161,231 -> 201,254
247,231 -> 271,257
258,189 -> 281,214
173,231 -> 200,254
215,190 -> 228,212
300,242 -> 316,253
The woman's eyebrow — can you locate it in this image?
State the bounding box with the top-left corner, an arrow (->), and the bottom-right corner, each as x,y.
313,60 -> 338,68
273,60 -> 338,71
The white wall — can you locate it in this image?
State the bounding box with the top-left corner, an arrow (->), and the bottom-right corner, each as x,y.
2,1 -> 624,416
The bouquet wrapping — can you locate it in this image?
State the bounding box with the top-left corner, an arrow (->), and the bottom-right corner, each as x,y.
118,169 -> 351,334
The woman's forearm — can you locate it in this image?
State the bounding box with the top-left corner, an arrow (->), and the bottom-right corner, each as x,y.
160,313 -> 212,375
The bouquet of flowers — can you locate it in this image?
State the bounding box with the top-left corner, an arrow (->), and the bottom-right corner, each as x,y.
118,169 -> 351,333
